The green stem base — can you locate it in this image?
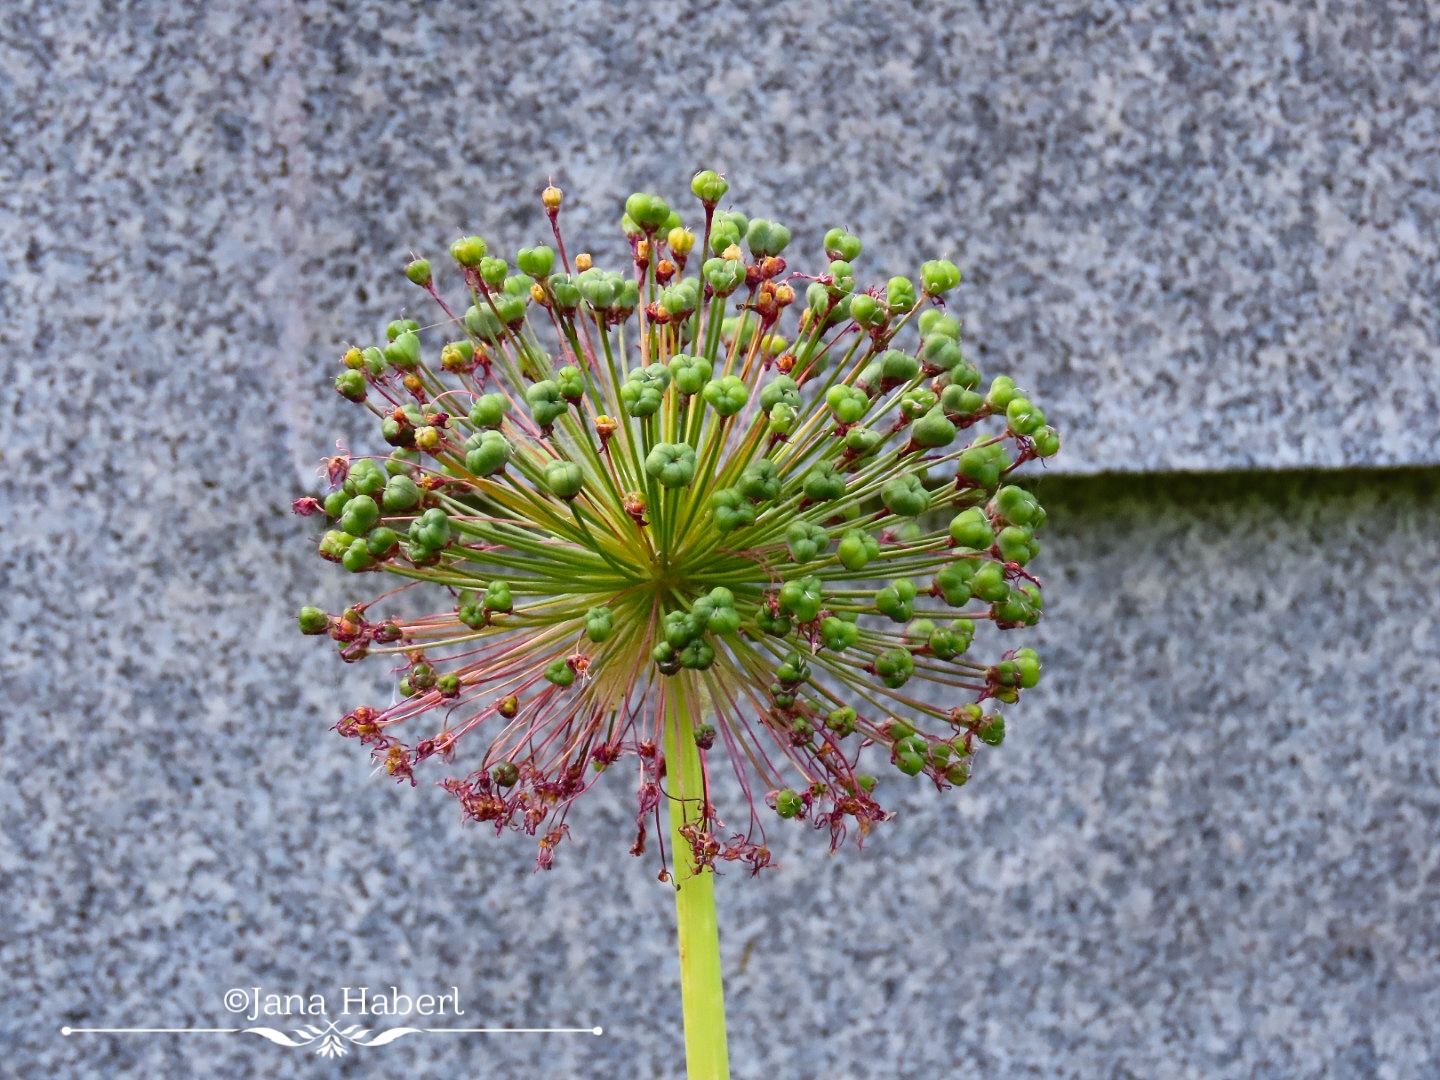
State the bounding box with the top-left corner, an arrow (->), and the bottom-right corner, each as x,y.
665,684 -> 730,1080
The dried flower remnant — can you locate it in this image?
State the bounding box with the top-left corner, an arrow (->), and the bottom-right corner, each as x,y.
296,173 -> 1058,874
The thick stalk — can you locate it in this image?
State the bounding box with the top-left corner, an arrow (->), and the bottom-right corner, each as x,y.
665,687 -> 730,1080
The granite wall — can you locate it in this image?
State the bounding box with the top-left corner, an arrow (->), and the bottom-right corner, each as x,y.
3,2 -> 1437,1077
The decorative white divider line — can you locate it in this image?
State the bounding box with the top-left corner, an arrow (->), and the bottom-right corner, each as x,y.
62,1023 -> 604,1059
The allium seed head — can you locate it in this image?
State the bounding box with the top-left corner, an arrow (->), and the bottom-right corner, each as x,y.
300,178 -> 1058,875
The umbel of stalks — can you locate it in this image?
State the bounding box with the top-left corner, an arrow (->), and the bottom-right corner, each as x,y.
295,173 -> 1059,874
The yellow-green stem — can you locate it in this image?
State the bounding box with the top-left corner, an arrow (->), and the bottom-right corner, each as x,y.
665,686 -> 730,1080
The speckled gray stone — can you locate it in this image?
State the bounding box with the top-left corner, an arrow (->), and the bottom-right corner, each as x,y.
7,2 -> 1438,484
4,2 -> 1440,1078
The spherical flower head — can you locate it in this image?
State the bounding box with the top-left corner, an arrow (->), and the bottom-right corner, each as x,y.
299,178 -> 1059,875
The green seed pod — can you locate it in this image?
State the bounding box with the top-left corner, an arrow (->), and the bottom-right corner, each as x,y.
408,662 -> 436,690
334,369 -> 367,402
1015,648 -> 1042,688
340,494 -> 380,536
820,616 -> 860,652
738,460 -> 781,502
759,375 -> 801,412
826,706 -> 858,736
365,526 -> 400,558
920,334 -> 963,374
958,443 -> 1010,490
775,789 -> 804,818
465,430 -> 513,476
516,245 -> 556,279
478,257 -> 509,289
878,349 -> 920,389
785,520 -> 830,563
768,401 -> 798,436
541,366 -> 580,404
912,407 -> 957,449
342,536 -> 375,572
887,718 -> 917,740
776,651 -> 810,684
826,385 -> 869,424
994,591 -> 1035,627
297,606 -> 329,635
702,257 -> 748,296
997,524 -> 1036,565
745,218 -> 791,258
384,330 -> 421,371
680,640 -> 715,670
469,393 -> 506,429
493,292 -> 528,326
691,169 -> 730,206
583,606 -> 614,643
945,761 -> 971,786
948,507 -> 995,549
900,389 -> 938,422
323,490 -> 350,518
977,714 -> 1006,746
384,450 -> 417,477
755,606 -> 792,638
920,259 -> 961,296
848,292 -> 886,330
381,473 -> 421,513
545,460 -> 584,500
708,221 -> 742,256
408,507 -> 452,551
546,272 -> 581,312
545,659 -> 575,687
940,385 -> 985,420
895,750 -> 926,775
620,379 -> 663,418
843,425 -> 882,458
483,581 -> 513,613
645,442 -> 697,488
837,529 -> 880,571
823,227 -> 863,262
317,529 -> 351,561
450,236 -> 487,267
668,352 -> 712,395
922,311 -> 962,340
710,488 -> 756,532
777,575 -> 824,623
664,610 -> 703,648
886,276 -> 918,313
525,380 -> 567,427
344,458 -> 386,497
986,375 -> 1019,412
1032,426 -> 1062,458
935,559 -> 978,605
405,258 -> 432,287
457,590 -> 487,629
492,761 -> 520,787
464,303 -> 504,342
701,376 -> 749,420
1006,396 -> 1046,436
802,461 -> 846,502
881,474 -> 930,518
971,560 -> 1009,603
357,347 -> 385,377
624,192 -> 671,231
875,579 -> 917,622
651,641 -> 682,674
